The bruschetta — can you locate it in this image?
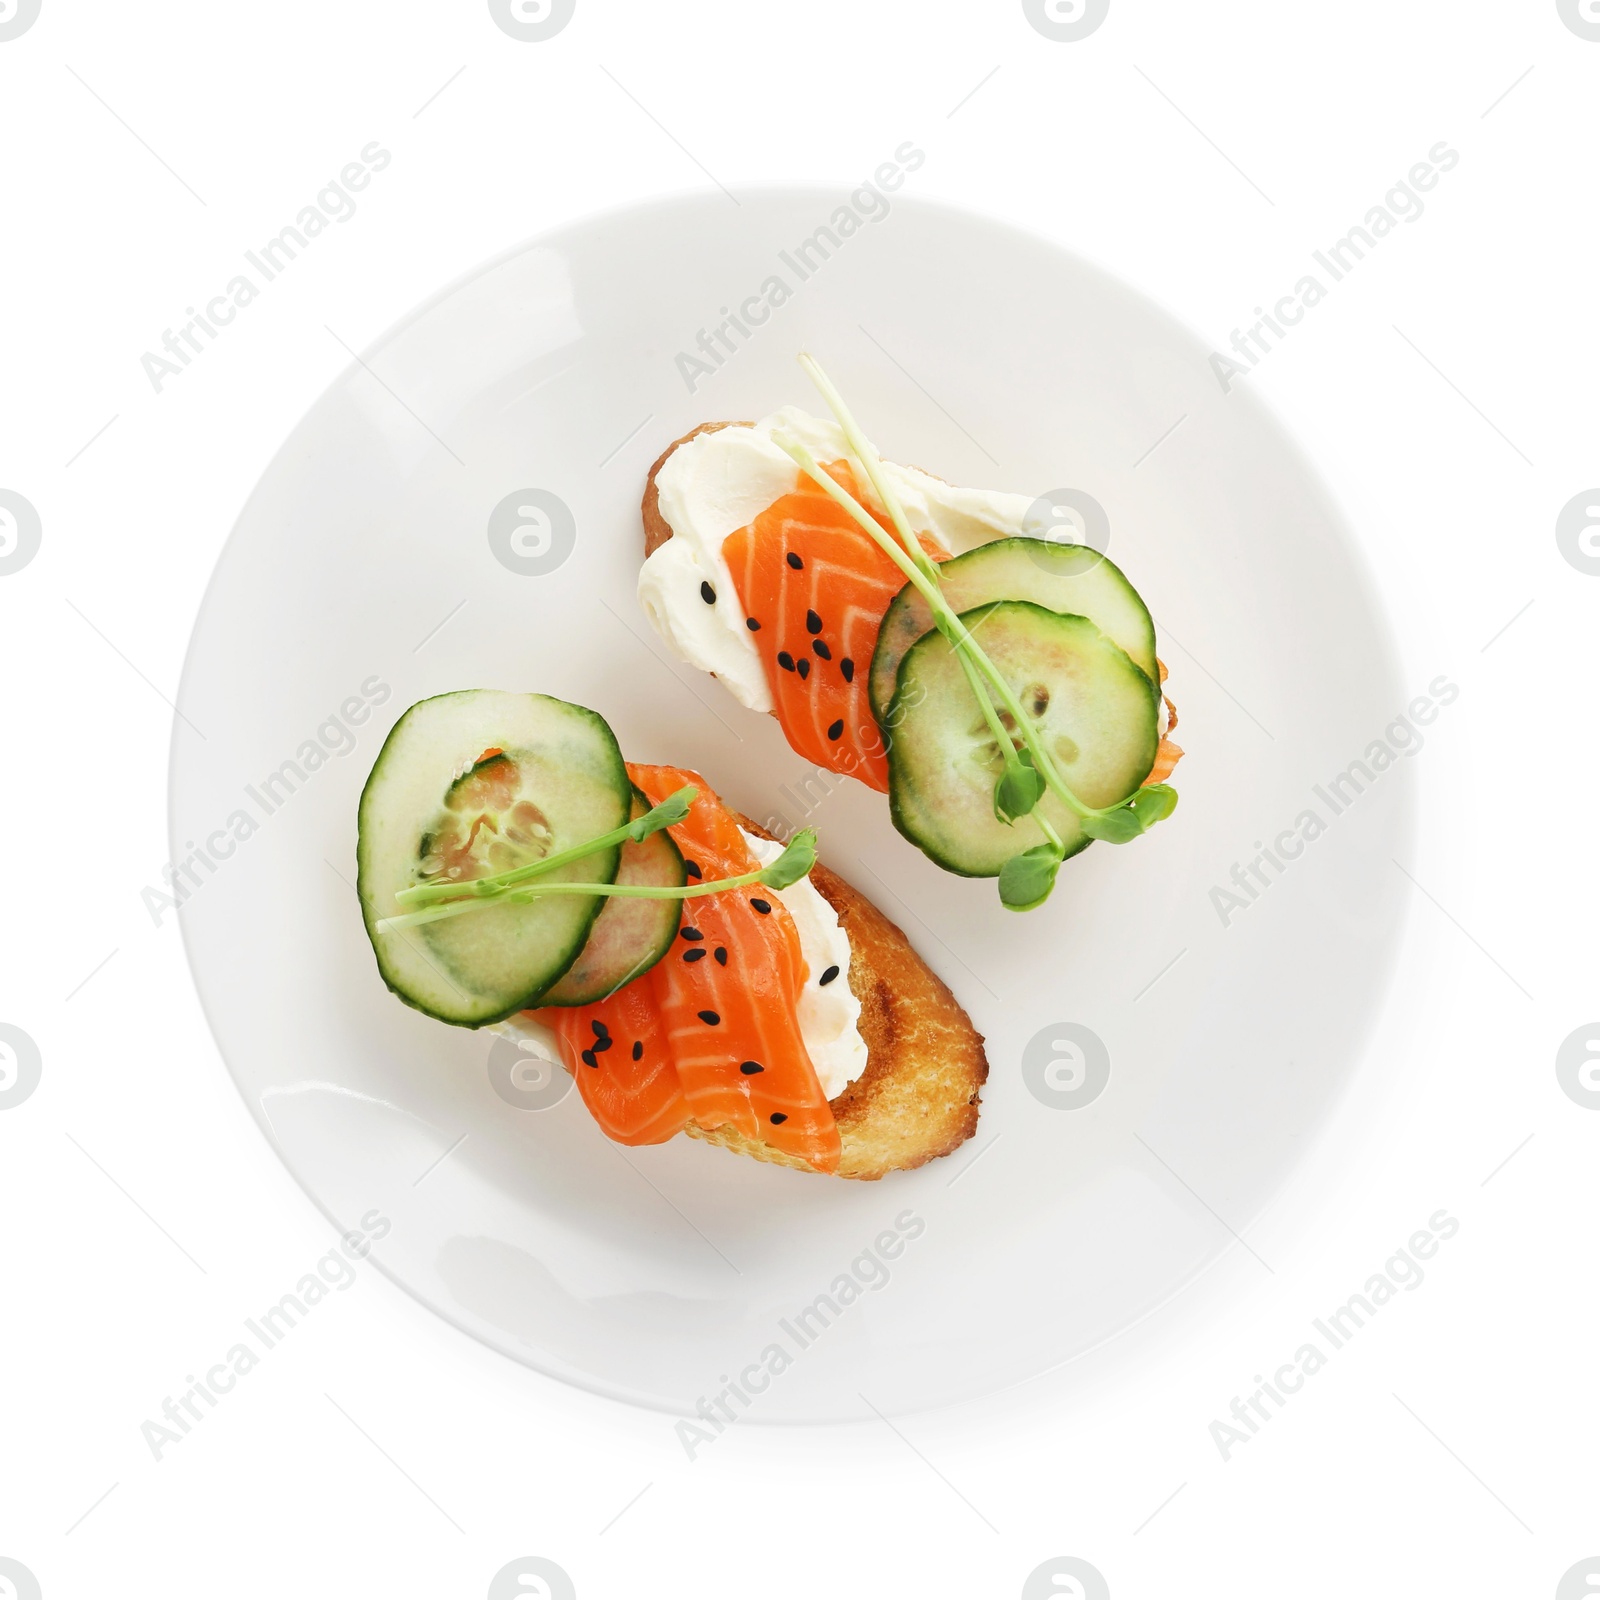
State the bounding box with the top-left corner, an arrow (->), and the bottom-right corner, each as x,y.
638,358 -> 1182,911
356,690 -> 986,1178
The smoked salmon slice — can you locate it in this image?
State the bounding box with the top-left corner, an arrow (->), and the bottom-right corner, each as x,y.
1146,733 -> 1184,786
632,763 -> 840,1175
533,763 -> 841,1173
1145,665 -> 1182,787
724,462 -> 947,794
538,981 -> 690,1146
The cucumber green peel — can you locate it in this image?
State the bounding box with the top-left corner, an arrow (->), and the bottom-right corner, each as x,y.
375,788 -> 818,935
780,353 -> 1178,912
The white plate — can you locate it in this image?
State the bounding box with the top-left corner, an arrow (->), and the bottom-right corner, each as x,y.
172,190 -> 1413,1420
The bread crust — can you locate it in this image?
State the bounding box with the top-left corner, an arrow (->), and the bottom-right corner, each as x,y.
682,818 -> 988,1181
644,424 -> 989,1179
641,421 -> 750,558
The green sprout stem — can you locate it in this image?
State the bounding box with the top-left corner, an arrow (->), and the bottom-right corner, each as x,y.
1032,801 -> 1066,853
954,643 -> 1041,823
376,829 -> 819,936
771,426 -> 1131,826
955,646 -> 1011,763
379,869 -> 763,934
394,784 -> 698,908
797,353 -> 1076,832
792,354 -> 1175,909
797,352 -> 944,590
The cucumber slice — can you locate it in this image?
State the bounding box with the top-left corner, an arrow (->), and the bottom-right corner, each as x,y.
538,785 -> 686,1006
357,691 -> 631,1025
870,538 -> 1158,722
886,602 -> 1160,877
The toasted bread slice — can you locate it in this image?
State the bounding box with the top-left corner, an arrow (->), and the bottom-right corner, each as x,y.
679,815 -> 987,1181
642,421 -> 749,559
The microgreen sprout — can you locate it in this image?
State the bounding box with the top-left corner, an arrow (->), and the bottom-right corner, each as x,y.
375,824 -> 819,936
787,353 -> 1178,909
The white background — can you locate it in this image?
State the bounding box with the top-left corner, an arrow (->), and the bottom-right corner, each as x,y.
2,2 -> 1596,1596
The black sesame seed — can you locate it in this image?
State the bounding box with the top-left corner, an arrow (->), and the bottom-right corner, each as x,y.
746,616 -> 761,631
786,551 -> 803,571
714,946 -> 727,965
594,1035 -> 613,1051
819,964 -> 840,986
777,651 -> 796,672
632,1040 -> 643,1061
683,947 -> 707,963
840,657 -> 855,682
796,657 -> 810,680
751,898 -> 772,914
827,719 -> 844,741
591,1020 -> 608,1038
581,1047 -> 597,1068
769,1112 -> 788,1125
680,927 -> 704,941
697,1010 -> 721,1026
739,1061 -> 764,1075
700,580 -> 717,605
805,609 -> 822,635
684,861 -> 702,880
812,640 -> 831,660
